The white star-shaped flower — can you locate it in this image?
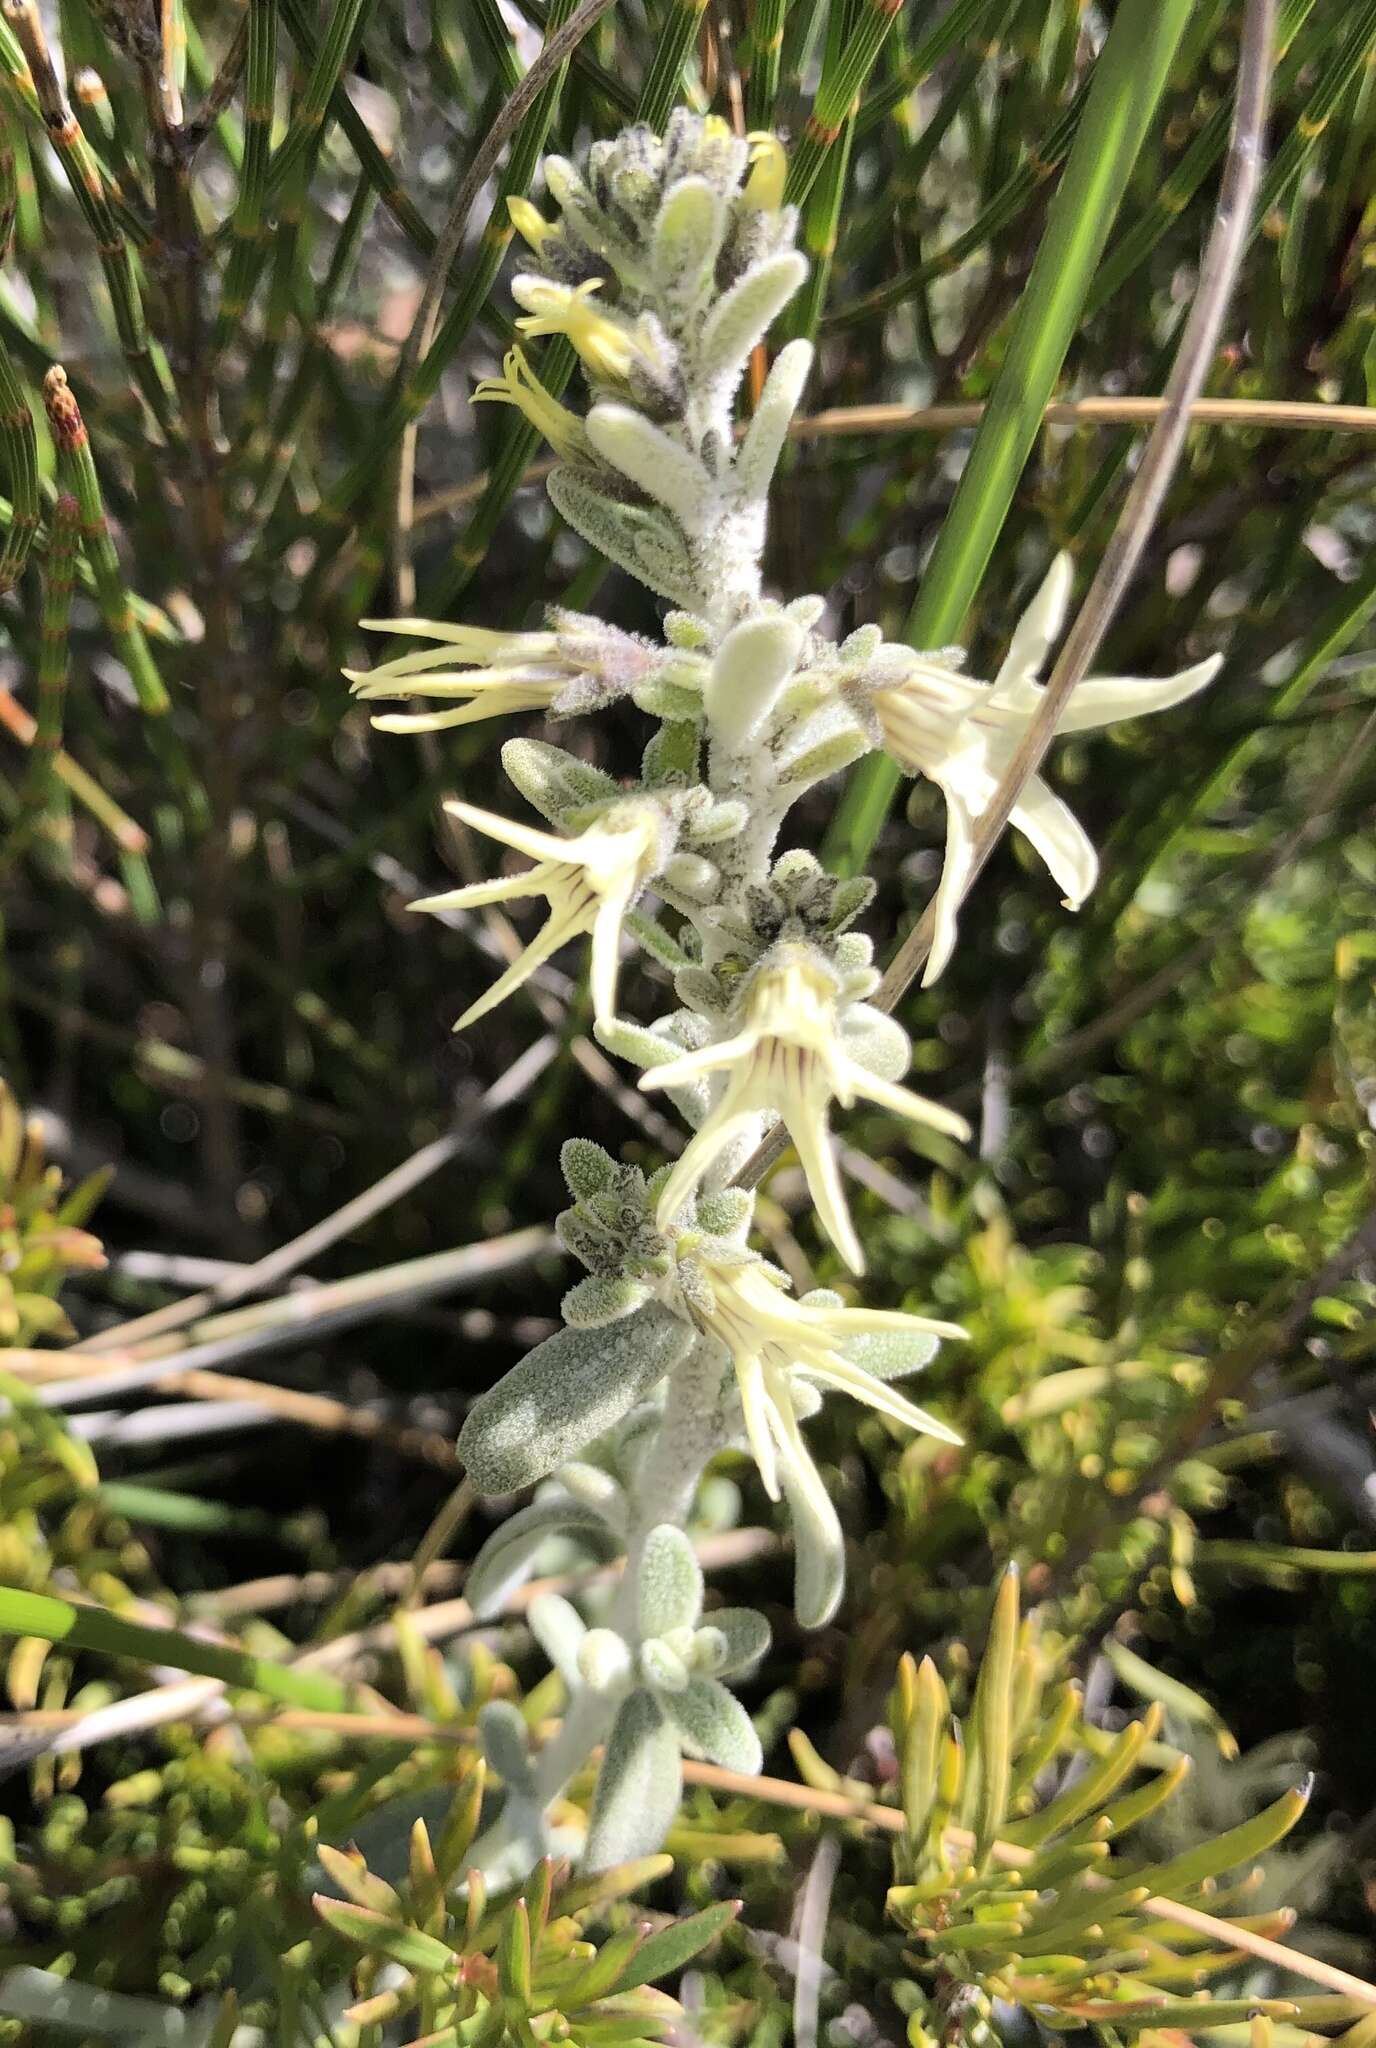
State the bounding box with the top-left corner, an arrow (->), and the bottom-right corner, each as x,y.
643,944 -> 968,1272
345,620 -> 569,733
869,554 -> 1222,984
410,798 -> 661,1028
345,611 -> 656,733
676,1248 -> 964,1506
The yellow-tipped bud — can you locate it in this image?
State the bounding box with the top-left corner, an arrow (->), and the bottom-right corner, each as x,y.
744,133 -> 787,211
507,195 -> 555,252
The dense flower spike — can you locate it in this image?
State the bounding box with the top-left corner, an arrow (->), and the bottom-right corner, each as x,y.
350,110 -> 1228,1878
644,943 -> 969,1271
410,799 -> 663,1027
862,554 -> 1223,983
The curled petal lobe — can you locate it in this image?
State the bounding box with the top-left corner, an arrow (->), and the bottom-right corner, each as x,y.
867,574 -> 1222,982
411,800 -> 661,1028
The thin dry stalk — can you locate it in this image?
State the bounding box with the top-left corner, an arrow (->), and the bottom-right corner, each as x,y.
876,0 -> 1279,1008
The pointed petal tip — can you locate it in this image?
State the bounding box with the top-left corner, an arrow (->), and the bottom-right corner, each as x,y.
407,890 -> 466,914
453,995 -> 492,1032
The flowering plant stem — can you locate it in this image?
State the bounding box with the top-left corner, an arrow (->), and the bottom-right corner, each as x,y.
351,108 -> 1228,1878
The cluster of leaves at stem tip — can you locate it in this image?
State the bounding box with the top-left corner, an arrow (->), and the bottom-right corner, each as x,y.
345,108 -> 1224,1878
878,1567 -> 1317,2044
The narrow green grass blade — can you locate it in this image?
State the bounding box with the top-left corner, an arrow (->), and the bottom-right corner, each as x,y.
824,0 -> 1196,872
0,1584 -> 356,1711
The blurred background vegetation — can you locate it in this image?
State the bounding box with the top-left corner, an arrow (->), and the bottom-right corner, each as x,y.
2,0 -> 1376,2034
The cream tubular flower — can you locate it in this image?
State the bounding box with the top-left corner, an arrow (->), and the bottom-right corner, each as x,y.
643,945 -> 969,1273
682,1251 -> 964,1503
872,553 -> 1223,985
512,276 -> 637,384
410,800 -> 661,1028
473,347 -> 590,463
345,621 -> 567,733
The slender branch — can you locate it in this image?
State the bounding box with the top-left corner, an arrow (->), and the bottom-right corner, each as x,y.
739,0 -> 1277,1194
876,0 -> 1278,1008
788,393 -> 1376,440
70,1033 -> 560,1354
10,1349 -> 465,1467
389,0 -> 621,600
181,8 -> 250,156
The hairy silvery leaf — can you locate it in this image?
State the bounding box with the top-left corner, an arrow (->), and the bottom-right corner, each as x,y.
651,175 -> 729,324
735,338 -> 813,500
613,1401 -> 669,1490
823,875 -> 877,931
583,1690 -> 683,1871
840,1004 -> 914,1084
556,1207 -> 621,1274
701,1606 -> 771,1676
777,723 -> 871,790
479,1700 -> 537,1799
501,737 -> 619,825
586,405 -> 709,527
543,156 -> 643,283
548,469 -> 700,610
791,1379 -> 823,1421
562,1272 -> 651,1327
638,1522 -> 703,1638
633,672 -> 707,720
625,909 -> 693,973
696,252 -> 808,389
704,613 -> 804,748
692,1186 -> 753,1240
594,1014 -> 694,1073
680,795 -> 749,843
458,1302 -> 694,1496
640,1637 -> 691,1692
527,1590 -> 590,1691
660,851 -> 719,903
579,1625 -> 634,1694
780,1446 -> 845,1629
465,1498 -> 621,1615
554,1459 -> 627,1525
561,1137 -> 617,1202
663,1677 -> 762,1772
642,720 -> 700,788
